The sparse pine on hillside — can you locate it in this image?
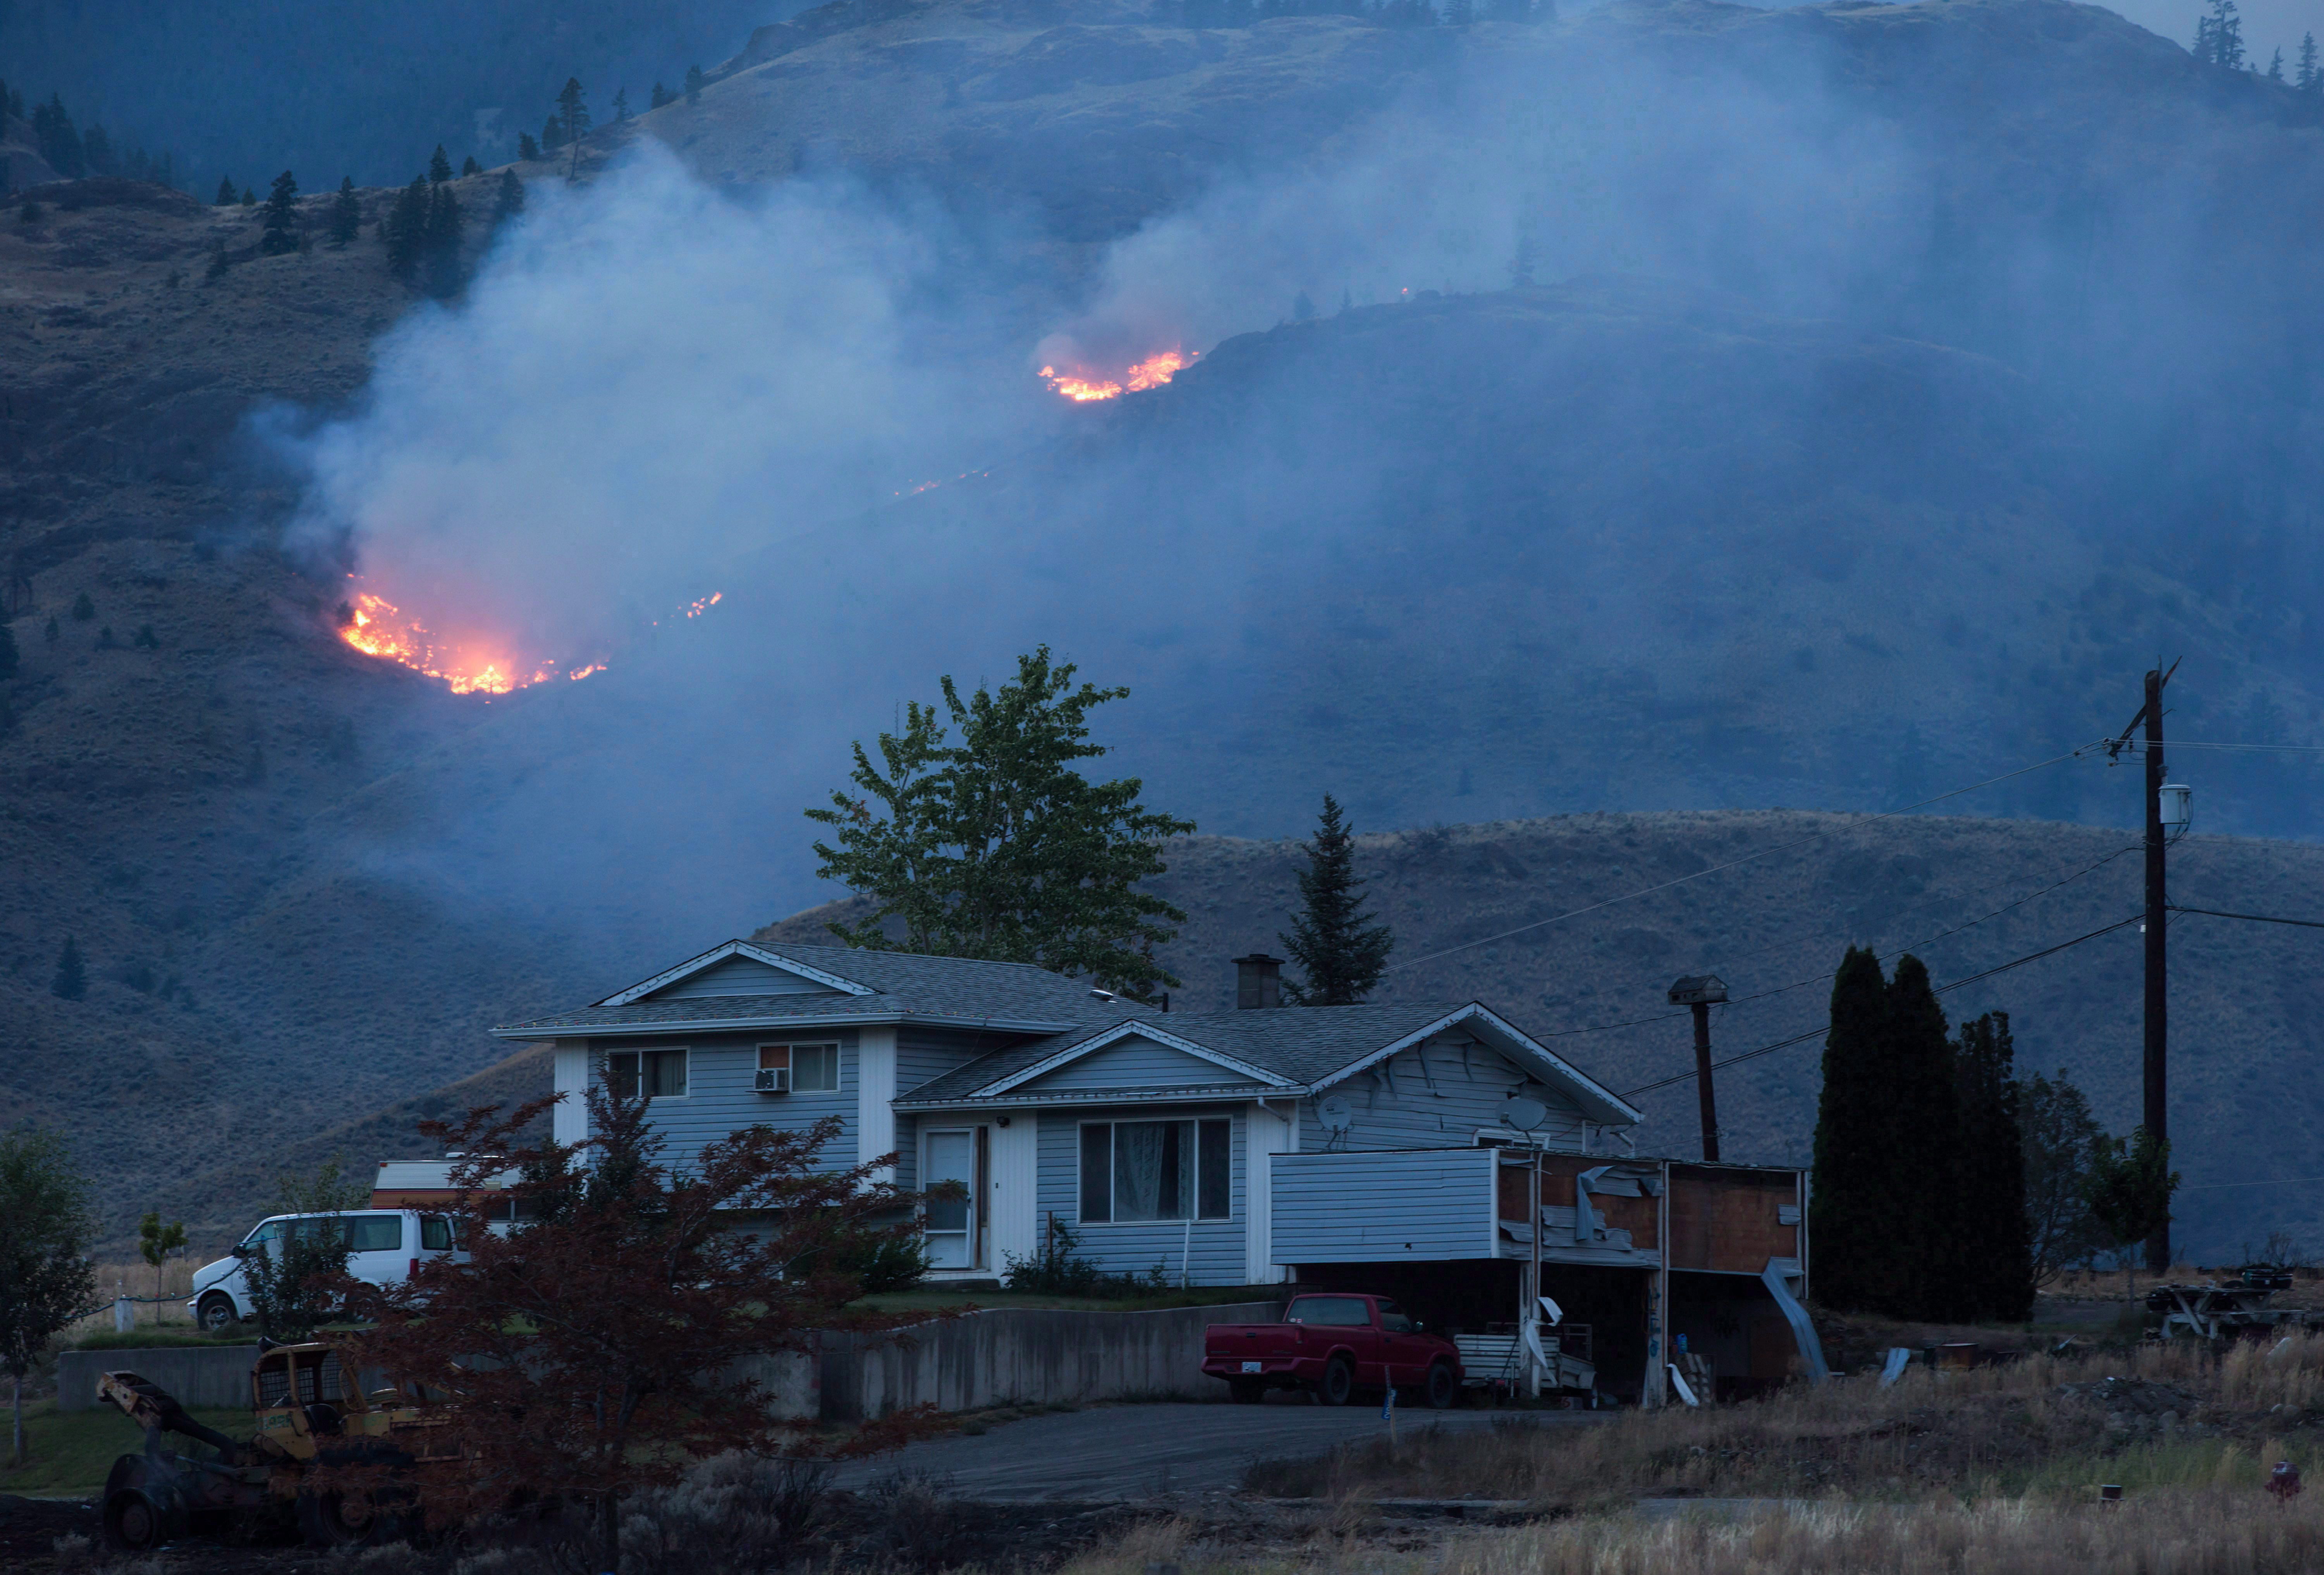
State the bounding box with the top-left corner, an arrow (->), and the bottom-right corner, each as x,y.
684,65 -> 705,104
42,616 -> 57,644
497,168 -> 525,219
540,114 -> 564,154
384,175 -> 428,279
327,176 -> 359,246
258,170 -> 298,255
517,130 -> 541,161
613,87 -> 629,122
460,154 -> 480,176
50,936 -> 85,1001
1279,794 -> 1393,1005
240,186 -> 254,205
2195,0 -> 2246,70
808,647 -> 1197,996
213,175 -> 235,206
1955,1012 -> 2035,1322
2302,31 -> 2320,89
556,78 -> 591,175
425,181 -> 464,297
31,94 -> 84,179
651,82 -> 672,110
427,144 -> 451,183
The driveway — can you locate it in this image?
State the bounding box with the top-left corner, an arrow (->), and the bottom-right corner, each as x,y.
830,1400 -> 1605,1502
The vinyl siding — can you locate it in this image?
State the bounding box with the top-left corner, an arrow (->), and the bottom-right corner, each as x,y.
1038,1105 -> 1248,1285
1015,1035 -> 1260,1093
897,1026 -> 1020,1098
1300,1037 -> 1587,1152
1271,1148 -> 1497,1263
648,955 -> 840,999
594,1030 -> 858,1175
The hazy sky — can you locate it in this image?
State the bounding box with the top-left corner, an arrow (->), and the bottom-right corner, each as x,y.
2104,0 -> 2318,62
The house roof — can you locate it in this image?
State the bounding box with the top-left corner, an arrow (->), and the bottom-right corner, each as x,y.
896,1001 -> 1643,1125
490,939 -> 1138,1039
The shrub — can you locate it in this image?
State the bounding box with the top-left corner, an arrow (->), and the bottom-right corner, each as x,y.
1001,1220 -> 1171,1299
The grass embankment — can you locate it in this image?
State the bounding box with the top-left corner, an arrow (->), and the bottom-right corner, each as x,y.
67,1326 -> 253,1351
855,1286 -> 1279,1315
0,1398 -> 250,1497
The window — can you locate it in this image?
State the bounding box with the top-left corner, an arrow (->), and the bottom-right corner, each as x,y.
759,1042 -> 840,1093
607,1047 -> 687,1099
346,1215 -> 402,1253
1078,1119 -> 1231,1223
1377,1300 -> 1413,1334
1286,1295 -> 1372,1327
419,1216 -> 454,1252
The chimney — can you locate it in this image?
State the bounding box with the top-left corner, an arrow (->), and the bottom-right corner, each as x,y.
1233,954 -> 1285,1009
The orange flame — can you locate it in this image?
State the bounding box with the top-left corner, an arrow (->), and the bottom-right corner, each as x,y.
339,589 -> 605,695
1040,349 -> 1196,403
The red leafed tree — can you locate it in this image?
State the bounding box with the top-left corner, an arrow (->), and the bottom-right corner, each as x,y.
337,1078 -> 930,1553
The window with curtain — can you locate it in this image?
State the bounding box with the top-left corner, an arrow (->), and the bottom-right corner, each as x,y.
1079,1119 -> 1231,1222
606,1048 -> 687,1098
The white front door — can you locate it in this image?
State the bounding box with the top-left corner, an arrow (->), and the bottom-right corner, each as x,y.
923,1129 -> 977,1269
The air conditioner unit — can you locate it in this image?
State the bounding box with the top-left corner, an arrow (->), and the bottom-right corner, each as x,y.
755,1067 -> 790,1094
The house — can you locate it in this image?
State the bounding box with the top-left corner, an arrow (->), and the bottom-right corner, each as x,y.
489,941 -> 1820,1405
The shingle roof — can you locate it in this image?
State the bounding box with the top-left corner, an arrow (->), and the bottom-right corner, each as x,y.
492,942 -> 1140,1038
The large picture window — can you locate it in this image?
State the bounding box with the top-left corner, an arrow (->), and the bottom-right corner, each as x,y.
759,1042 -> 841,1093
1079,1119 -> 1231,1223
606,1047 -> 687,1099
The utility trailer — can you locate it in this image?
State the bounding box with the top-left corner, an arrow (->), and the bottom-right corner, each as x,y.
2146,1265 -> 2324,1343
96,1342 -> 456,1552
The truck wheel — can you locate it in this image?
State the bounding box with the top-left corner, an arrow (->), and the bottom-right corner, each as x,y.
299,1487 -> 388,1548
196,1292 -> 239,1332
1423,1360 -> 1458,1410
102,1488 -> 178,1553
1229,1378 -> 1266,1405
1316,1356 -> 1354,1407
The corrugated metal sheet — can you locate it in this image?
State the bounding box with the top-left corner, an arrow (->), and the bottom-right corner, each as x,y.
1270,1148 -> 1495,1263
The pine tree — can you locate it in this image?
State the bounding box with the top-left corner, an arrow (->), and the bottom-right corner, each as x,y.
613,86 -> 629,122
497,167 -> 526,219
51,936 -> 85,1000
1886,955 -> 1964,1320
651,82 -> 673,110
215,175 -> 236,206
32,94 -> 84,178
384,175 -> 429,279
684,65 -> 705,103
557,78 -> 591,142
70,592 -> 94,621
2300,31 -> 2319,88
541,114 -> 564,153
241,186 -> 255,205
81,122 -> 115,176
1809,947 -> 1898,1314
425,182 -> 464,297
428,145 -> 453,183
1955,1013 -> 2034,1321
2195,0 -> 2245,68
518,131 -> 542,161
258,169 -> 299,255
1278,795 -> 1393,1004
461,154 -> 480,176
2269,44 -> 2285,78
328,176 -> 361,246
1293,289 -> 1316,320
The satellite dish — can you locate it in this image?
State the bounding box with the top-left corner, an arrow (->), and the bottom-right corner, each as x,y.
1318,1095 -> 1353,1134
1504,1094 -> 1549,1133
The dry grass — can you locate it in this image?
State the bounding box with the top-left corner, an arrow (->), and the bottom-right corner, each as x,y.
1250,1333 -> 2324,1508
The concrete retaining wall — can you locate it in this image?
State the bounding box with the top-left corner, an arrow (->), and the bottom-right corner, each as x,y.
820,1300 -> 1286,1422
57,1345 -> 262,1412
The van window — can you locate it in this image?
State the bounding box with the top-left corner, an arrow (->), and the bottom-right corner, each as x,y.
1286,1296 -> 1372,1327
242,1221 -> 282,1248
420,1216 -> 453,1252
346,1215 -> 402,1252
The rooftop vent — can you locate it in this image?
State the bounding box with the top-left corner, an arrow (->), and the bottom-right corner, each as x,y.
1233,953 -> 1285,1010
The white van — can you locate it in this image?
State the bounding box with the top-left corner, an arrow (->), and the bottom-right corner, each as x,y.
187,1209 -> 460,1331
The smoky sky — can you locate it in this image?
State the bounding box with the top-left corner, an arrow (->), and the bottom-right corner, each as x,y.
279,5 -> 2324,993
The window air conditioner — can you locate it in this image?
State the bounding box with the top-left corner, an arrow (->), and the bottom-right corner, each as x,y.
755,1067 -> 791,1094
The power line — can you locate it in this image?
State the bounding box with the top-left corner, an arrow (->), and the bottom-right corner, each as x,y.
1620,912 -> 2144,1098
1387,740 -> 2113,976
2169,904 -> 2324,931
2178,1176 -> 2324,1191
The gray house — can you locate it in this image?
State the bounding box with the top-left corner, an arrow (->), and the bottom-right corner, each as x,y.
493,942 -> 1815,1404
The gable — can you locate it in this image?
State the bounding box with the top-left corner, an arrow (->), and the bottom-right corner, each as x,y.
1307,1031 -> 1589,1151
645,954 -> 844,1001
1012,1033 -> 1266,1094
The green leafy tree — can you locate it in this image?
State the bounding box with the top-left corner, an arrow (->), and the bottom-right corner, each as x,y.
0,1128 -> 98,1465
328,176 -> 361,246
2019,1067 -> 2107,1287
137,1210 -> 187,1302
2087,1127 -> 2178,1298
51,936 -> 85,1000
684,64 -> 705,103
1810,947 -> 1901,1314
428,144 -> 452,183
258,169 -> 299,255
1279,794 -> 1393,1004
1954,1012 -> 2033,1321
808,647 -> 1196,995
239,1157 -> 366,1341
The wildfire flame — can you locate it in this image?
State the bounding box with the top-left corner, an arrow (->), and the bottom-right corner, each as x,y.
340,589 -> 606,695
1040,349 -> 1195,403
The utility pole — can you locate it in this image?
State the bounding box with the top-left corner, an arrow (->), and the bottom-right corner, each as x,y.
2109,659 -> 2179,1273
1668,975 -> 1729,1162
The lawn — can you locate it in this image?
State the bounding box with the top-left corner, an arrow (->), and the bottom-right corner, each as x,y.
0,1396 -> 252,1498
855,1285 -> 1281,1314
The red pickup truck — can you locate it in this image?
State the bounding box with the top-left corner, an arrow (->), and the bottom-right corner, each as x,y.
1204,1293 -> 1463,1408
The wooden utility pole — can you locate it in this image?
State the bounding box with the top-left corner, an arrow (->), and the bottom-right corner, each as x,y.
1668,975 -> 1729,1163
2110,661 -> 2178,1274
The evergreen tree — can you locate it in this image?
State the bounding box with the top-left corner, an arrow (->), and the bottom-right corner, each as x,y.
215,174 -> 236,206
0,621 -> 16,680
1278,795 -> 1393,1004
651,82 -> 673,110
1955,1013 -> 2034,1321
31,94 -> 84,178
384,175 -> 429,279
425,181 -> 464,297
1809,947 -> 1899,1314
2195,0 -> 2245,69
328,176 -> 361,246
258,169 -> 299,255
497,167 -> 526,219
1886,955 -> 1965,1320
70,592 -> 93,621
613,86 -> 629,122
241,186 -> 255,205
2269,44 -> 2285,78
684,65 -> 705,103
2299,31 -> 2319,87
461,154 -> 481,176
428,144 -> 453,183
1293,289 -> 1317,320
51,936 -> 85,1000
81,122 -> 115,176
557,77 -> 591,143
518,131 -> 542,161
540,114 -> 565,153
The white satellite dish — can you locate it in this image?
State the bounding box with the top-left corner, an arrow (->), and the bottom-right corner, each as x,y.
1504,1094 -> 1548,1133
1318,1095 -> 1353,1133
